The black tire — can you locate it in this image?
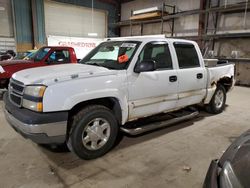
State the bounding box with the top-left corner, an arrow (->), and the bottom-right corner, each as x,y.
206,84 -> 226,114
67,105 -> 118,160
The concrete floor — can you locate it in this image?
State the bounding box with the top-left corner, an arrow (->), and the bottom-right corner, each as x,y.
0,86 -> 249,188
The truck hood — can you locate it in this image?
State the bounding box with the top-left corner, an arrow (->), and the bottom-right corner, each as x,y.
0,59 -> 34,66
12,64 -> 118,85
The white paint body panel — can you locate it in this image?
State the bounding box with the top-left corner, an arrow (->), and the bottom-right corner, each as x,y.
204,63 -> 235,104
177,68 -> 207,107
12,36 -> 235,125
174,42 -> 208,107
127,70 -> 178,120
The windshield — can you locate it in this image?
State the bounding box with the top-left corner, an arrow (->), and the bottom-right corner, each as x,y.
22,50 -> 37,60
28,47 -> 51,61
79,41 -> 141,70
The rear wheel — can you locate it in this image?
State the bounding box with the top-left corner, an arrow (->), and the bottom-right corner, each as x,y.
206,84 -> 226,114
67,105 -> 118,160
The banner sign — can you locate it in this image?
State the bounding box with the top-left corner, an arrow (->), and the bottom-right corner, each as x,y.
47,35 -> 104,59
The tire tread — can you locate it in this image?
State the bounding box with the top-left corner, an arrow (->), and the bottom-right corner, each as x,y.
205,84 -> 226,114
67,105 -> 118,160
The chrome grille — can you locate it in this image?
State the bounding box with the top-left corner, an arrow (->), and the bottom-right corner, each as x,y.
9,78 -> 24,107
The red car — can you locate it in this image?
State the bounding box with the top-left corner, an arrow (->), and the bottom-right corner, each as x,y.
0,46 -> 78,89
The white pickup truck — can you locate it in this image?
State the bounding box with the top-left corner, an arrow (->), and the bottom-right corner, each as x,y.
3,36 -> 235,159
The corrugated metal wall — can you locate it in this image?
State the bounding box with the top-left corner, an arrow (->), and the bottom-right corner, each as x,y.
12,0 -> 33,52
32,0 -> 46,48
0,0 -> 15,51
0,37 -> 15,52
0,0 -> 13,37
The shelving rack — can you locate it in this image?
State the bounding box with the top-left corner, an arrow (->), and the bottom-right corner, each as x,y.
116,0 -> 250,52
128,3 -> 175,37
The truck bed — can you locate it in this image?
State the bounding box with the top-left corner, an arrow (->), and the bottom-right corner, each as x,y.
206,60 -> 235,87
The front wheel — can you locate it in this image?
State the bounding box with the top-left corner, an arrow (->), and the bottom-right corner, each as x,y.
67,105 -> 118,160
206,84 -> 226,114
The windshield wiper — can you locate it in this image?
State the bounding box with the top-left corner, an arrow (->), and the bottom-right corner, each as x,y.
83,61 -> 116,70
90,63 -> 101,67
83,61 -> 100,66
101,65 -> 116,70
89,63 -> 115,70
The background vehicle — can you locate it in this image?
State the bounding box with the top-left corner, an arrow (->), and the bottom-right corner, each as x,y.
4,36 -> 235,159
22,49 -> 38,60
203,129 -> 250,188
13,49 -> 38,60
0,46 -> 77,89
0,50 -> 16,61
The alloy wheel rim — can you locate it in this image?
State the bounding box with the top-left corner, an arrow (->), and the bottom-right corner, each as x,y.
82,118 -> 111,150
214,90 -> 224,109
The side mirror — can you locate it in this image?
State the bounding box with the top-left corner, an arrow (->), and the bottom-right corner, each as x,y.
134,60 -> 156,73
46,58 -> 53,64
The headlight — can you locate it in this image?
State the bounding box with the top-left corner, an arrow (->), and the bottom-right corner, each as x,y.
0,65 -> 5,73
22,85 -> 46,112
24,85 -> 46,97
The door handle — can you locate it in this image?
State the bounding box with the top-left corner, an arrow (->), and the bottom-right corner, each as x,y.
169,75 -> 177,82
197,73 -> 203,79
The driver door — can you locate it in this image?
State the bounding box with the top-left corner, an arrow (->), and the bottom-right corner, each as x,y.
127,42 -> 178,120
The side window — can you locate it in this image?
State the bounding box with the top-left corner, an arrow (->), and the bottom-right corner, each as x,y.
138,43 -> 173,70
48,50 -> 70,63
152,46 -> 165,58
174,43 -> 200,69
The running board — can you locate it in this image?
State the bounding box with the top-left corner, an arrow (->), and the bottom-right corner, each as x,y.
120,110 -> 199,136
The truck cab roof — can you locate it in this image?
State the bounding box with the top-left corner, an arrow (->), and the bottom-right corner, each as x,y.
107,35 -> 196,44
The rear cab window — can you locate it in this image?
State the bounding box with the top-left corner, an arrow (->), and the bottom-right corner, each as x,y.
48,49 -> 70,63
174,42 -> 200,69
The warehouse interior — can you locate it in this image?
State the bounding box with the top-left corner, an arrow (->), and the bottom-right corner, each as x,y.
1,0 -> 250,84
0,0 -> 250,187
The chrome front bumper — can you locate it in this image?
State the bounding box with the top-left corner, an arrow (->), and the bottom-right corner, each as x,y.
4,109 -> 67,144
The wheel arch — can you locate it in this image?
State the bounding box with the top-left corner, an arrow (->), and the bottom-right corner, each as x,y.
67,97 -> 123,134
204,76 -> 234,104
217,76 -> 234,92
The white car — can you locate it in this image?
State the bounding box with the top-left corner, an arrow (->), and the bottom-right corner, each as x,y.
4,36 -> 235,159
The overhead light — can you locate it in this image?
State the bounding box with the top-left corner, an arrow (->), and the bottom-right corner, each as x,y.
0,7 -> 5,11
133,7 -> 160,15
88,33 -> 98,37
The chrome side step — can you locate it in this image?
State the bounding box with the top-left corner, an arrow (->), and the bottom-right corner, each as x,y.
120,110 -> 199,136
